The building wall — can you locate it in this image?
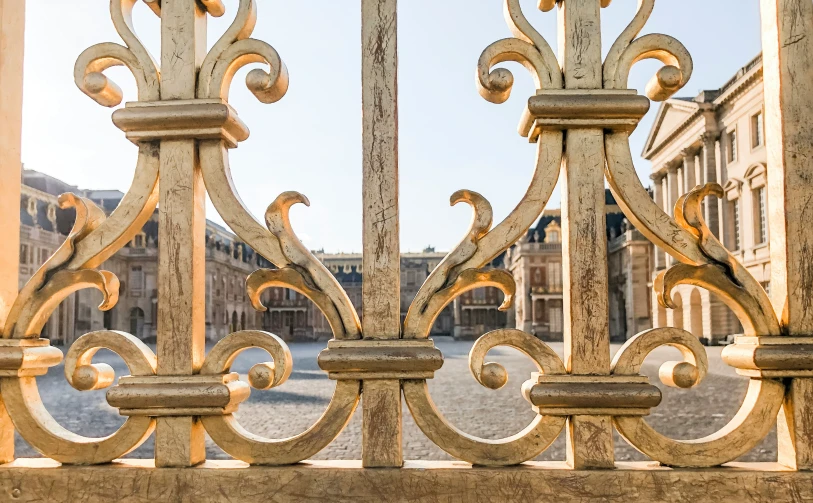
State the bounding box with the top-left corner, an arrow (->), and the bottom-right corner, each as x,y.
18,172 -> 650,345
643,54 -> 766,344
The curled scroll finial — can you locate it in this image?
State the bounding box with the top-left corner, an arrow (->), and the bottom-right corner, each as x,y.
246,267 -> 348,341
612,326 -> 784,467
201,330 -> 292,391
470,329 -> 566,390
405,268 -> 515,339
612,327 -> 708,390
603,0 -> 692,100
197,0 -> 289,103
75,1 -> 160,106
477,0 -> 562,103
403,329 -> 566,466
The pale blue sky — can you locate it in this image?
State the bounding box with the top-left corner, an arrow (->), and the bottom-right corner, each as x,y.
21,1 -> 762,253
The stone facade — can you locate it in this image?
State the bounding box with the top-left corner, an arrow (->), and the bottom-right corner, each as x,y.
19,175 -> 650,345
643,54 -> 766,344
505,194 -> 651,342
20,170 -> 265,345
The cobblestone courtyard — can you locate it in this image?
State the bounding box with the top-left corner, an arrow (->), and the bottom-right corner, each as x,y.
18,340 -> 775,462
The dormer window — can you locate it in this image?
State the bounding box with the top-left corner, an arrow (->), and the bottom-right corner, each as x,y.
544,221 -> 561,243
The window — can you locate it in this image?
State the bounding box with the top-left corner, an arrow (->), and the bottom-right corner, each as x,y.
549,263 -> 562,290
727,129 -> 738,163
134,234 -> 144,248
19,244 -> 28,265
130,266 -> 144,292
755,187 -> 767,245
731,199 -> 741,250
549,307 -> 563,333
473,289 -> 486,302
751,112 -> 764,148
39,248 -> 50,265
547,231 -> 559,243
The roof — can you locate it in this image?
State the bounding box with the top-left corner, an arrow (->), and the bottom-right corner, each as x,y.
642,53 -> 763,160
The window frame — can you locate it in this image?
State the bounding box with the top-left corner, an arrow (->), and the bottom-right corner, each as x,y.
727,128 -> 738,163
751,111 -> 764,149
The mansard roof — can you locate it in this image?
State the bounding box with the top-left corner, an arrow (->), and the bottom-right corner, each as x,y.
526,189 -> 627,243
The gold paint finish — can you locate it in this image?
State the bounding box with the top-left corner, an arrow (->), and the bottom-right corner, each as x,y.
0,0 -> 809,495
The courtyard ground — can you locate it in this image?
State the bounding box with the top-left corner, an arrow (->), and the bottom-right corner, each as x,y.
17,339 -> 775,462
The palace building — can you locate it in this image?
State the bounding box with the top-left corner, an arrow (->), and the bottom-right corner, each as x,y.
18,168 -> 651,345
643,54 -> 766,344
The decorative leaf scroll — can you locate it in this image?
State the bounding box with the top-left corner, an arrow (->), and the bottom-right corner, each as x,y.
657,185 -> 779,338
402,0 -> 567,464
197,0 -> 289,103
403,329 -> 566,466
187,0 -> 361,465
611,328 -> 784,467
200,331 -> 359,465
477,0 -> 562,104
602,0 -> 693,101
75,0 -> 160,106
404,133 -> 563,339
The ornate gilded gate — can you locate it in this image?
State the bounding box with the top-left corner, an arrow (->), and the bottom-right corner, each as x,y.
0,0 -> 812,501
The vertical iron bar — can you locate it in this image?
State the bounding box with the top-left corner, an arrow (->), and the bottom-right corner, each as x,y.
558,0 -> 615,469
154,0 -> 208,468
761,0 -> 813,470
361,0 -> 403,467
0,0 -> 24,464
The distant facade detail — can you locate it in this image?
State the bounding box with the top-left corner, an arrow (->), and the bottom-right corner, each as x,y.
20,169 -> 647,345
643,54 -> 765,345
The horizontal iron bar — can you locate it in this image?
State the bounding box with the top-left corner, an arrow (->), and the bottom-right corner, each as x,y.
0,459 -> 809,503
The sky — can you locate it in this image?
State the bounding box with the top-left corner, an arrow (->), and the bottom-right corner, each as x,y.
20,1 -> 763,253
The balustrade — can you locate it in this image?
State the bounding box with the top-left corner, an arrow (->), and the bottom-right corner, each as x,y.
0,0 -> 812,501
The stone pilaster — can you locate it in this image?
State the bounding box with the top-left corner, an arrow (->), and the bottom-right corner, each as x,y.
701,132 -> 721,237
650,172 -> 667,271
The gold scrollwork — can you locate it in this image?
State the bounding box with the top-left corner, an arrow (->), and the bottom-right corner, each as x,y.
403,329 -> 566,466
197,0 -> 289,104
2,330 -> 158,464
199,331 -> 360,465
602,0 -> 693,101
75,0 -> 160,106
186,0 -> 362,464
402,0 -> 567,465
0,0 -> 162,465
600,24 -> 783,463
477,0 -> 562,104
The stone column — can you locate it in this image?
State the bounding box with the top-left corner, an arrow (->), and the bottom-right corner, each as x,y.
650,172 -> 667,270
716,136 -> 728,239
681,147 -> 698,191
666,163 -> 680,266
666,162 -> 679,215
701,132 -> 721,237
452,297 -> 462,338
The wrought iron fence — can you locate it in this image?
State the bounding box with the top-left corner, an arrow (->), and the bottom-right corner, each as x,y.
0,0 -> 812,501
